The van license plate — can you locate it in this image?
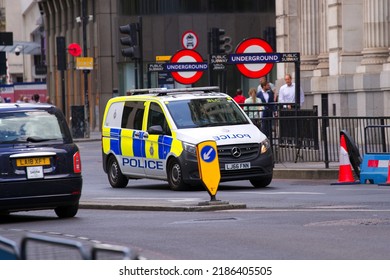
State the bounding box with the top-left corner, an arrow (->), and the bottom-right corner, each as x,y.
16,157 -> 50,167
225,162 -> 251,170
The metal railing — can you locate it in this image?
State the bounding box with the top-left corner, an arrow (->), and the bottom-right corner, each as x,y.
0,233 -> 140,260
242,103 -> 390,168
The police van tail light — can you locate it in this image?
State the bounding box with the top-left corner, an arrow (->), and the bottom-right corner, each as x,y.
260,139 -> 270,154
182,142 -> 196,154
73,151 -> 82,173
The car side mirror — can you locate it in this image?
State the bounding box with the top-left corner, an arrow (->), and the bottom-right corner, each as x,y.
147,125 -> 164,135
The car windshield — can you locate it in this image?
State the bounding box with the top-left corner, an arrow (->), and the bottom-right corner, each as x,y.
0,110 -> 64,144
166,97 -> 249,129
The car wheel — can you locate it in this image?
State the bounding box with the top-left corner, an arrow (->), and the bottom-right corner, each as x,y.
107,156 -> 129,188
55,203 -> 79,218
167,159 -> 189,191
250,175 -> 272,188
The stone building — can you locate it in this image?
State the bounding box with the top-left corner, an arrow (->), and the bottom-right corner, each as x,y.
277,0 -> 390,117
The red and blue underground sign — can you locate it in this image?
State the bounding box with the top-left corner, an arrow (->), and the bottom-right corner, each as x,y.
164,49 -> 208,85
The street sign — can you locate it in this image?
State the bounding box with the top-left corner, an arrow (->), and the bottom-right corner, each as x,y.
156,55 -> 171,62
181,30 -> 198,50
210,54 -> 228,71
76,57 -> 93,70
165,49 -> 207,85
231,37 -> 274,78
280,52 -> 300,62
68,43 -> 82,57
148,63 -> 164,72
197,141 -> 220,197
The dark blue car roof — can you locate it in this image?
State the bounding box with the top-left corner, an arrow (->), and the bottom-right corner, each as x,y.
0,103 -> 56,112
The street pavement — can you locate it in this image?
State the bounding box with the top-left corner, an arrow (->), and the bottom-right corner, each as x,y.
75,131 -> 340,212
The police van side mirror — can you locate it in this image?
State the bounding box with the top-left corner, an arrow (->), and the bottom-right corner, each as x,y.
148,125 -> 164,135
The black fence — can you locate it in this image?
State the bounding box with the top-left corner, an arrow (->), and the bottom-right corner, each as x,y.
242,103 -> 390,168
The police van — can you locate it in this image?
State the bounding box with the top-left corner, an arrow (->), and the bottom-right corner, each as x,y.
102,87 -> 273,191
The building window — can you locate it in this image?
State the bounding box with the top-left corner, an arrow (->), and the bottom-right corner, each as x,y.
119,0 -> 274,15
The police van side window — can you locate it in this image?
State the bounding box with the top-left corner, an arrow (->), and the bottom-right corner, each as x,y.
121,101 -> 145,130
147,103 -> 171,136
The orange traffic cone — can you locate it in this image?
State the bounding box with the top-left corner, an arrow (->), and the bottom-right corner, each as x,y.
332,134 -> 358,185
379,161 -> 390,186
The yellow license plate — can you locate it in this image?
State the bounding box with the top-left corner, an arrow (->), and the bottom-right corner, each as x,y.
16,157 -> 51,167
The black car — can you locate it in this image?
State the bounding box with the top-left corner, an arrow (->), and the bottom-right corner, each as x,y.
0,103 -> 82,218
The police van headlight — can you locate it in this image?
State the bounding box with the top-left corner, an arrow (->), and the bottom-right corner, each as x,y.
260,139 -> 270,154
182,142 -> 196,155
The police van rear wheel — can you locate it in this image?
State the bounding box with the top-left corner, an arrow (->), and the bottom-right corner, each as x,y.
167,159 -> 188,191
250,175 -> 272,188
107,156 -> 129,188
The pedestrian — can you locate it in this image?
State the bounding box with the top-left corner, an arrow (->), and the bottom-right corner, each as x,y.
17,96 -> 25,103
244,88 -> 262,121
278,73 -> 304,108
257,76 -> 277,101
32,93 -> 40,103
233,88 -> 246,104
257,80 -> 276,138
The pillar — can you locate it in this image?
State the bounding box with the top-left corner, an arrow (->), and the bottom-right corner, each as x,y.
300,0 -> 320,71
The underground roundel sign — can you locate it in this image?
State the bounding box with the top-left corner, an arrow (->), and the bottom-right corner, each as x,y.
164,49 -> 208,85
231,38 -> 274,79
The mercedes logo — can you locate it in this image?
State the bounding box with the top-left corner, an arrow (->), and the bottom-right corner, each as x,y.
231,147 -> 241,158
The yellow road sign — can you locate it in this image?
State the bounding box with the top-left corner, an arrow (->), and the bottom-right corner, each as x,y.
196,140 -> 220,196
156,55 -> 171,62
76,57 -> 94,70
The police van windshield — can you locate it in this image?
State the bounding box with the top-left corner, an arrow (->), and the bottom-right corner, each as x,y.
166,98 -> 249,129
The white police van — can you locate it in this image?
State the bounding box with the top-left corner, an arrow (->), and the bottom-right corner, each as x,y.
102,87 -> 273,191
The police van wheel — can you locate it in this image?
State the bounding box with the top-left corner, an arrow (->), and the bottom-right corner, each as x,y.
107,156 -> 129,188
167,159 -> 188,191
250,176 -> 272,188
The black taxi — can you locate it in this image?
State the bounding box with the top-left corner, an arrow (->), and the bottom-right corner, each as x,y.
0,103 -> 82,218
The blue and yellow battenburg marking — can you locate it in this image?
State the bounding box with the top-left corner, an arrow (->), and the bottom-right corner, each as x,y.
102,127 -> 182,170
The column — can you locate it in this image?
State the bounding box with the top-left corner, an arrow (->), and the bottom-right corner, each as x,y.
300,0 -> 320,71
360,0 -> 389,67
315,0 -> 329,74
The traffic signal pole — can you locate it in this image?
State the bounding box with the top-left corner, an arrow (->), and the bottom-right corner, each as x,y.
138,16 -> 143,88
82,0 -> 90,138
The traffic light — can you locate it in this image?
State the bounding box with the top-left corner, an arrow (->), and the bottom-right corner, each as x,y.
119,23 -> 140,59
56,36 -> 67,71
211,27 -> 232,54
0,52 -> 6,75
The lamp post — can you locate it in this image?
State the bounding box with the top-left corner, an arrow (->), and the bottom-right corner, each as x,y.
81,0 -> 90,138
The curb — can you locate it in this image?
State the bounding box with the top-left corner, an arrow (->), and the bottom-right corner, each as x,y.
79,201 -> 247,212
273,168 -> 338,180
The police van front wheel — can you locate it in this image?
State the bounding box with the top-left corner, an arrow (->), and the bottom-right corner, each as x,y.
250,175 -> 272,188
107,156 -> 129,188
167,159 -> 189,191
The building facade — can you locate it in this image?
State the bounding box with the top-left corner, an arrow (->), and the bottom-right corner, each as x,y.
5,0 -> 390,132
276,0 -> 390,117
4,0 -> 45,84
